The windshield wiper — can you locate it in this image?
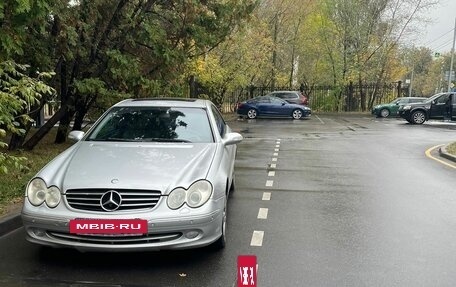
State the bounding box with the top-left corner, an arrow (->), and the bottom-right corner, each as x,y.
88,137 -> 192,143
88,137 -> 137,142
142,138 -> 192,143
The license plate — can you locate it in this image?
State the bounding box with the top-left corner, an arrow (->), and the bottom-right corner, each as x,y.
69,219 -> 148,234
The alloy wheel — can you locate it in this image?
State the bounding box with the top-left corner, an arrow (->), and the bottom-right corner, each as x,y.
292,109 -> 303,119
380,108 -> 390,118
412,111 -> 426,124
247,109 -> 257,119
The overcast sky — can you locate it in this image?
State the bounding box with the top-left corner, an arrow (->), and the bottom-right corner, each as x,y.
414,0 -> 456,53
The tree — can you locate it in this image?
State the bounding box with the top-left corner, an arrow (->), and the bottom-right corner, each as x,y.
192,14 -> 272,108
0,61 -> 54,173
9,0 -> 256,150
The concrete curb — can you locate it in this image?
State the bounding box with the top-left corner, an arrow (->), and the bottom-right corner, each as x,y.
0,212 -> 22,237
439,144 -> 456,163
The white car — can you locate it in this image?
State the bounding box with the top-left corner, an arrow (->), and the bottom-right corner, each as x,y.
22,98 -> 242,251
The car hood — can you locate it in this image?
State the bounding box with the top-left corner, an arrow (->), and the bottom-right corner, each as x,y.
38,142 -> 217,194
374,104 -> 390,109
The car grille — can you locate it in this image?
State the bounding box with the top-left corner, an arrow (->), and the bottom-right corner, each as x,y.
48,231 -> 182,245
65,189 -> 162,212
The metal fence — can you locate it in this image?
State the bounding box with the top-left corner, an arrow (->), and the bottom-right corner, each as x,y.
220,83 -> 405,113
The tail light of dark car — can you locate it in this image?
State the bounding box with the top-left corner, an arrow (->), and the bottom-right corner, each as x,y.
236,102 -> 243,110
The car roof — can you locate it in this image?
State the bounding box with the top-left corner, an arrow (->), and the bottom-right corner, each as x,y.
114,98 -> 209,108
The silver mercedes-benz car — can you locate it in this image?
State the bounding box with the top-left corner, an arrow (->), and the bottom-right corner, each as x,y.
22,98 -> 242,251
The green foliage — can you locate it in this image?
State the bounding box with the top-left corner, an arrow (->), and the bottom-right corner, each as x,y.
0,60 -> 55,173
0,0 -> 53,60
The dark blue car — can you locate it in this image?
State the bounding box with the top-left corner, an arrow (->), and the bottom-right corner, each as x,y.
236,96 -> 311,119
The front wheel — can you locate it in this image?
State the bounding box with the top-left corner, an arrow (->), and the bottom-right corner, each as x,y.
292,109 -> 303,120
212,198 -> 227,249
247,109 -> 257,119
411,110 -> 426,124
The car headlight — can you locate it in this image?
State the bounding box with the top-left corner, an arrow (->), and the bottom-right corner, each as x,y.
403,105 -> 411,110
167,188 -> 186,209
167,180 -> 213,209
186,180 -> 212,208
26,178 -> 61,208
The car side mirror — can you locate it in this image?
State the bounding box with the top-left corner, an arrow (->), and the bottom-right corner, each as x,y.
222,132 -> 243,146
281,102 -> 286,106
68,130 -> 85,142
431,100 -> 436,105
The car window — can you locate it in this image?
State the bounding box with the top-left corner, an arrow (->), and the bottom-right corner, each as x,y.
211,105 -> 226,137
436,94 -> 450,104
410,98 -> 424,103
87,106 -> 214,143
283,93 -> 297,99
257,97 -> 271,103
271,97 -> 286,104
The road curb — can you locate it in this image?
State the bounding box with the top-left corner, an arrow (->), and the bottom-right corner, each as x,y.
0,212 -> 22,236
439,144 -> 456,163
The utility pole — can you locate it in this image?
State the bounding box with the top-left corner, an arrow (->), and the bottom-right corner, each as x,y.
409,68 -> 414,97
448,18 -> 456,92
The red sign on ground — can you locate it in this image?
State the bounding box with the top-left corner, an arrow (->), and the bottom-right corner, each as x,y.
238,255 -> 257,287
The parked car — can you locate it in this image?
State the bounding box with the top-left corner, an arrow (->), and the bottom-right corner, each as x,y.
398,92 -> 456,124
372,97 -> 426,118
22,98 -> 243,251
236,95 -> 311,119
266,91 -> 308,106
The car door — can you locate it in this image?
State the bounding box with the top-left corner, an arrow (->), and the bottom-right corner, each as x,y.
450,94 -> 456,120
392,98 -> 407,115
210,105 -> 235,189
270,97 -> 292,116
429,93 -> 449,119
256,96 -> 274,116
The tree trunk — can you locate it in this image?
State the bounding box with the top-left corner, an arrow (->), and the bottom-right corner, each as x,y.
8,102 -> 45,150
271,16 -> 279,90
22,105 -> 69,150
73,109 -> 86,131
55,108 -> 75,143
359,76 -> 366,111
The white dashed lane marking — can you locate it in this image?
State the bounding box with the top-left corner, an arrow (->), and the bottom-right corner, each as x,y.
272,158 -> 277,162
274,148 -> 279,152
273,152 -> 278,156
265,180 -> 273,187
262,192 -> 271,200
257,208 -> 268,219
275,144 -> 280,148
270,163 -> 276,168
268,171 -> 275,177
250,230 -> 264,246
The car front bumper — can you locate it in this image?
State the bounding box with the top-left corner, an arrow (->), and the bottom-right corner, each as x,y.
22,197 -> 224,252
398,110 -> 411,120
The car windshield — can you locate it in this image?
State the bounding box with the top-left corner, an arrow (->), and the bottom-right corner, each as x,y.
86,106 -> 214,143
389,98 -> 403,104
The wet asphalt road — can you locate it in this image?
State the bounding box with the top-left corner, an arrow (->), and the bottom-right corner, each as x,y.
1,114 -> 456,287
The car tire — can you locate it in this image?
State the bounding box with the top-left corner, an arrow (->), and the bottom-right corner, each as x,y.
379,108 -> 390,118
247,109 -> 257,119
411,110 -> 426,124
212,198 -> 227,250
229,174 -> 235,193
292,109 -> 303,120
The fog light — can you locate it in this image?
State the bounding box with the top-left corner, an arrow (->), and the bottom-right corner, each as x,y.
185,231 -> 199,239
32,228 -> 45,237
